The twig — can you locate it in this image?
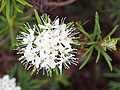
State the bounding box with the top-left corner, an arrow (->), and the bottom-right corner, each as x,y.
47,0 -> 76,7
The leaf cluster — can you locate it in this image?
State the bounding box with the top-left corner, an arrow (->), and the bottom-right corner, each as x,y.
75,12 -> 119,71
0,0 -> 32,13
9,64 -> 49,90
50,72 -> 70,90
0,0 -> 33,48
104,67 -> 120,90
106,0 -> 120,24
8,63 -> 70,90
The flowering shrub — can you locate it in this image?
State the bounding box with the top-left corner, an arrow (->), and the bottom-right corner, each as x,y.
15,9 -> 120,77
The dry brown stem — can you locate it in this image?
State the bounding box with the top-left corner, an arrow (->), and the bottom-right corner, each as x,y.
47,0 -> 76,7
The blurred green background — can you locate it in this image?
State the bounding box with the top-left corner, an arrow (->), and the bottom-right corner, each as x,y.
0,0 -> 120,90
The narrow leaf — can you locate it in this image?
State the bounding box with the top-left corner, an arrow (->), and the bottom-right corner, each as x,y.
0,0 -> 6,12
104,25 -> 118,40
67,22 -> 74,28
104,73 -> 120,78
12,0 -> 23,13
73,39 -> 85,45
79,46 -> 93,69
6,0 -> 10,23
0,30 -> 8,40
9,64 -> 17,77
96,50 -> 100,63
31,67 -> 36,75
55,67 -> 59,75
45,14 -> 48,23
34,9 -> 43,25
93,11 -> 102,41
105,58 -> 113,71
20,26 -> 28,33
101,48 -> 112,61
82,46 -> 93,57
94,46 -> 101,63
100,49 -> 113,71
17,0 -> 33,7
76,22 -> 92,40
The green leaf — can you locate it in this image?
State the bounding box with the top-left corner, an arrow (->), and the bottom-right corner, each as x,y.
104,25 -> 118,40
27,79 -> 48,88
0,0 -> 6,12
100,49 -> 113,71
93,11 -> 102,41
16,15 -> 32,21
55,67 -> 59,75
0,29 -> 8,40
17,65 -> 31,83
86,41 -> 96,45
76,22 -> 92,40
0,29 -> 5,35
31,67 -> 36,75
12,0 -> 23,13
82,46 -> 93,57
49,69 -> 52,77
34,9 -> 43,25
20,26 -> 28,33
45,14 -> 49,23
109,81 -> 120,90
104,67 -> 120,78
6,0 -> 10,23
73,39 -> 85,45
94,46 -> 101,63
96,49 -> 100,63
16,0 -> 33,7
91,32 -> 101,38
104,72 -> 120,78
77,42 -> 86,45
94,12 -> 99,35
101,48 -> 112,61
67,22 -> 74,28
8,64 -> 17,77
79,46 -> 93,69
112,38 -> 120,41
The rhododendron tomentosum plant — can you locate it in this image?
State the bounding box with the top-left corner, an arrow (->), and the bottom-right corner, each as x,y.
16,11 -> 78,76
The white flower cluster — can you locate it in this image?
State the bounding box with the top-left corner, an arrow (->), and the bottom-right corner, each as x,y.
17,15 -> 77,75
101,37 -> 118,51
0,75 -> 21,90
105,39 -> 117,51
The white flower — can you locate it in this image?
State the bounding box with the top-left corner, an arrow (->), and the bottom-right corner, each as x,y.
17,15 -> 78,75
0,75 -> 21,90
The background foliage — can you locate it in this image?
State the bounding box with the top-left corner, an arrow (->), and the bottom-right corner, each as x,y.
0,0 -> 120,90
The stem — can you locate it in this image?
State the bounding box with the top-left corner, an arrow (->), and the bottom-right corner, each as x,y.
9,19 -> 14,47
